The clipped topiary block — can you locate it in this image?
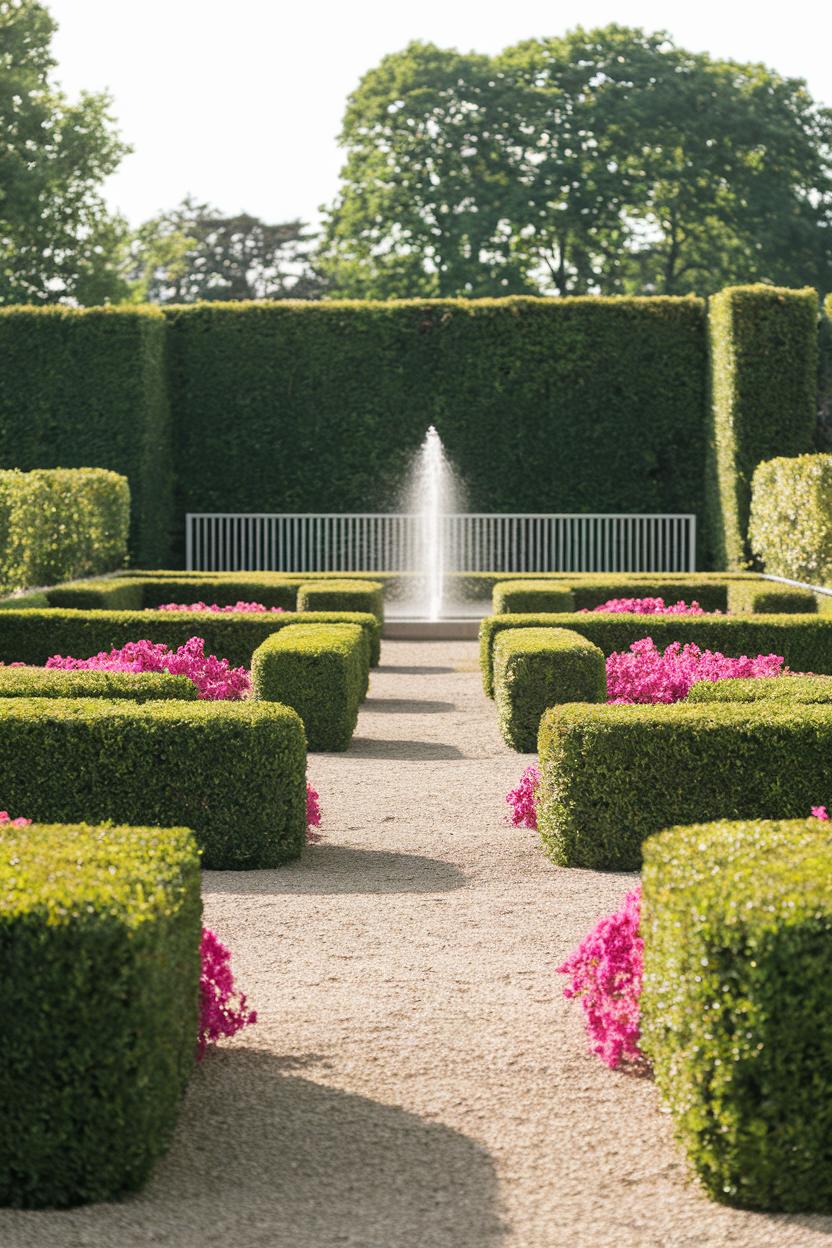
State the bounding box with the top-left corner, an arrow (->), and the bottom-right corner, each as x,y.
493,626 -> 606,751
0,821 -> 201,1207
727,579 -> 816,614
642,817 -> 832,1212
297,579 -> 384,623
251,623 -> 367,751
492,581 -> 575,614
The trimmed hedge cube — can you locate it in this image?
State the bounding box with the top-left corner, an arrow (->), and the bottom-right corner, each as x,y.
688,675 -> 832,705
0,698 -> 307,868
642,818 -> 832,1212
297,579 -> 384,622
537,700 -> 832,870
251,623 -> 367,751
727,581 -> 816,614
493,627 -> 606,751
47,578 -> 144,610
492,581 -> 576,614
0,822 -> 201,1207
0,668 -> 197,701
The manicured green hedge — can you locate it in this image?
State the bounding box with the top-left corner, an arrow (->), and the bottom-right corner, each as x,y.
297,579 -> 384,622
0,699 -> 307,868
706,286 -> 819,569
165,298 -> 708,558
0,668 -> 197,701
0,468 -> 129,594
0,607 -> 380,668
0,821 -> 201,1207
479,611 -> 832,697
47,577 -> 145,610
749,454 -> 832,584
493,627 -> 606,752
641,818 -> 832,1211
46,575 -> 302,611
251,623 -> 367,750
492,581 -> 575,614
536,701 -> 832,870
0,307 -> 172,564
726,579 -> 816,614
0,592 -> 49,609
688,675 -> 832,704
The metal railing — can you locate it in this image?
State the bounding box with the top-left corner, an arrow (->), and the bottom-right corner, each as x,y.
185,512 -> 697,574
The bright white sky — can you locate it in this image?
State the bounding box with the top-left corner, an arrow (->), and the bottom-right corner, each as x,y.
47,0 -> 832,229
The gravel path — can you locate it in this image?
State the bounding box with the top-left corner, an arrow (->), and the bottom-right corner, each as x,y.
4,639 -> 832,1247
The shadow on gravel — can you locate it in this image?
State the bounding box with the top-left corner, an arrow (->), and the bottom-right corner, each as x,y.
203,844 -> 467,896
348,738 -> 464,760
0,1050 -> 507,1248
364,697 -> 457,714
377,664 -> 455,675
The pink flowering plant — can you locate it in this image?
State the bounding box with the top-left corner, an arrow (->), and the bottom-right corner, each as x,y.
46,637 -> 251,701
198,928 -> 257,1059
606,638 -> 784,704
0,810 -> 32,827
306,781 -> 322,842
506,765 -> 540,829
585,597 -> 708,615
158,601 -> 285,614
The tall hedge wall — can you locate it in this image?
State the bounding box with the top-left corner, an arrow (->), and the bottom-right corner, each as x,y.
706,285 -> 819,570
165,297 -> 708,560
0,307 -> 172,565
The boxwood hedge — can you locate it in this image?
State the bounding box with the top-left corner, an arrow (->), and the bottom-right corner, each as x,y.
688,675 -> 832,704
749,454 -> 832,584
297,579 -> 384,622
0,668 -> 197,701
0,698 -> 307,869
0,821 -> 201,1207
492,581 -> 576,614
726,580 -> 816,614
493,627 -> 606,752
536,700 -> 832,870
641,818 -> 832,1211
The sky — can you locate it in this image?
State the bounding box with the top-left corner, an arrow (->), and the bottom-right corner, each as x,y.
47,0 -> 832,229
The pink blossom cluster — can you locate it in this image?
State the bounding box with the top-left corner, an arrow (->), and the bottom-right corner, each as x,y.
586,597 -> 707,615
506,765 -> 540,829
158,601 -> 285,614
812,806 -> 830,820
46,636 -> 251,701
198,927 -> 257,1060
0,811 -> 32,827
557,885 -> 644,1069
606,638 -> 784,704
306,781 -> 322,843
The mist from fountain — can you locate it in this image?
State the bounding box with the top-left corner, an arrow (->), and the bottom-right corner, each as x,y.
399,426 -> 466,621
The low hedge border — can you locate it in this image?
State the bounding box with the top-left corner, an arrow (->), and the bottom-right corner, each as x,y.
0,592 -> 49,609
537,700 -> 832,870
492,627 -> 606,752
0,608 -> 381,668
0,669 -> 197,701
252,623 -> 367,751
0,698 -> 307,869
726,581 -> 816,614
297,579 -> 384,622
492,581 -> 576,614
642,818 -> 832,1212
688,675 -> 832,705
0,821 -> 201,1207
480,612 -> 832,697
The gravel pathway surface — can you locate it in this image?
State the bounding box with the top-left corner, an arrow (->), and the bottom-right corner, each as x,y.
3,639 -> 831,1247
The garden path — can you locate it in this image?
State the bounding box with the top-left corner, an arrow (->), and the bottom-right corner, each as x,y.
3,640 -> 832,1247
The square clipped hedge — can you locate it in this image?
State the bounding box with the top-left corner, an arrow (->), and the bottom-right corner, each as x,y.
0,668 -> 197,701
536,700 -> 832,870
251,623 -> 367,751
688,675 -> 832,705
0,821 -> 201,1207
0,698 -> 307,869
492,626 -> 606,752
726,579 -> 816,614
492,581 -> 576,614
749,454 -> 832,585
297,579 -> 384,622
641,818 -> 832,1212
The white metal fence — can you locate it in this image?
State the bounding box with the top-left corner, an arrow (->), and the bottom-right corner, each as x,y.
185,512 -> 697,573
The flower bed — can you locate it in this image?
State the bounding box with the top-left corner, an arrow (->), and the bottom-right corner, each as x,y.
585,596 -> 707,614
46,636 -> 251,701
158,601 -> 285,614
606,638 -> 784,704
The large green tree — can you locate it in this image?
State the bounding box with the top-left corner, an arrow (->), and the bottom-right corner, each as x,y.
0,0 -> 130,304
320,28 -> 832,297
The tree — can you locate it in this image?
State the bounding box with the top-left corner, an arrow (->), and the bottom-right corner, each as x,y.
127,198 -> 326,303
0,0 -> 130,304
320,28 -> 832,298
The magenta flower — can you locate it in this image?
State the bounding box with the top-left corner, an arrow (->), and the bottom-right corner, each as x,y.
506,764 -> 540,829
306,781 -> 322,842
157,601 -> 285,614
46,636 -> 251,701
606,638 -> 784,704
584,597 -> 709,615
198,927 -> 257,1059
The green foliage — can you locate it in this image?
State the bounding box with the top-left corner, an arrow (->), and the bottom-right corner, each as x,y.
0,607 -> 380,668
251,623 -> 367,750
0,821 -> 201,1207
536,701 -> 832,869
297,579 -> 384,622
749,454 -> 832,584
688,675 -> 832,704
492,581 -> 576,614
47,578 -> 145,610
480,610 -> 832,697
0,468 -> 129,594
0,698 -> 307,869
0,668 -> 197,701
0,1 -> 131,305
706,286 -> 819,569
726,580 -> 817,614
321,30 -> 832,299
0,307 -> 172,564
492,626 -> 606,751
641,818 -> 832,1211
165,298 -> 707,537
0,592 -> 49,609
